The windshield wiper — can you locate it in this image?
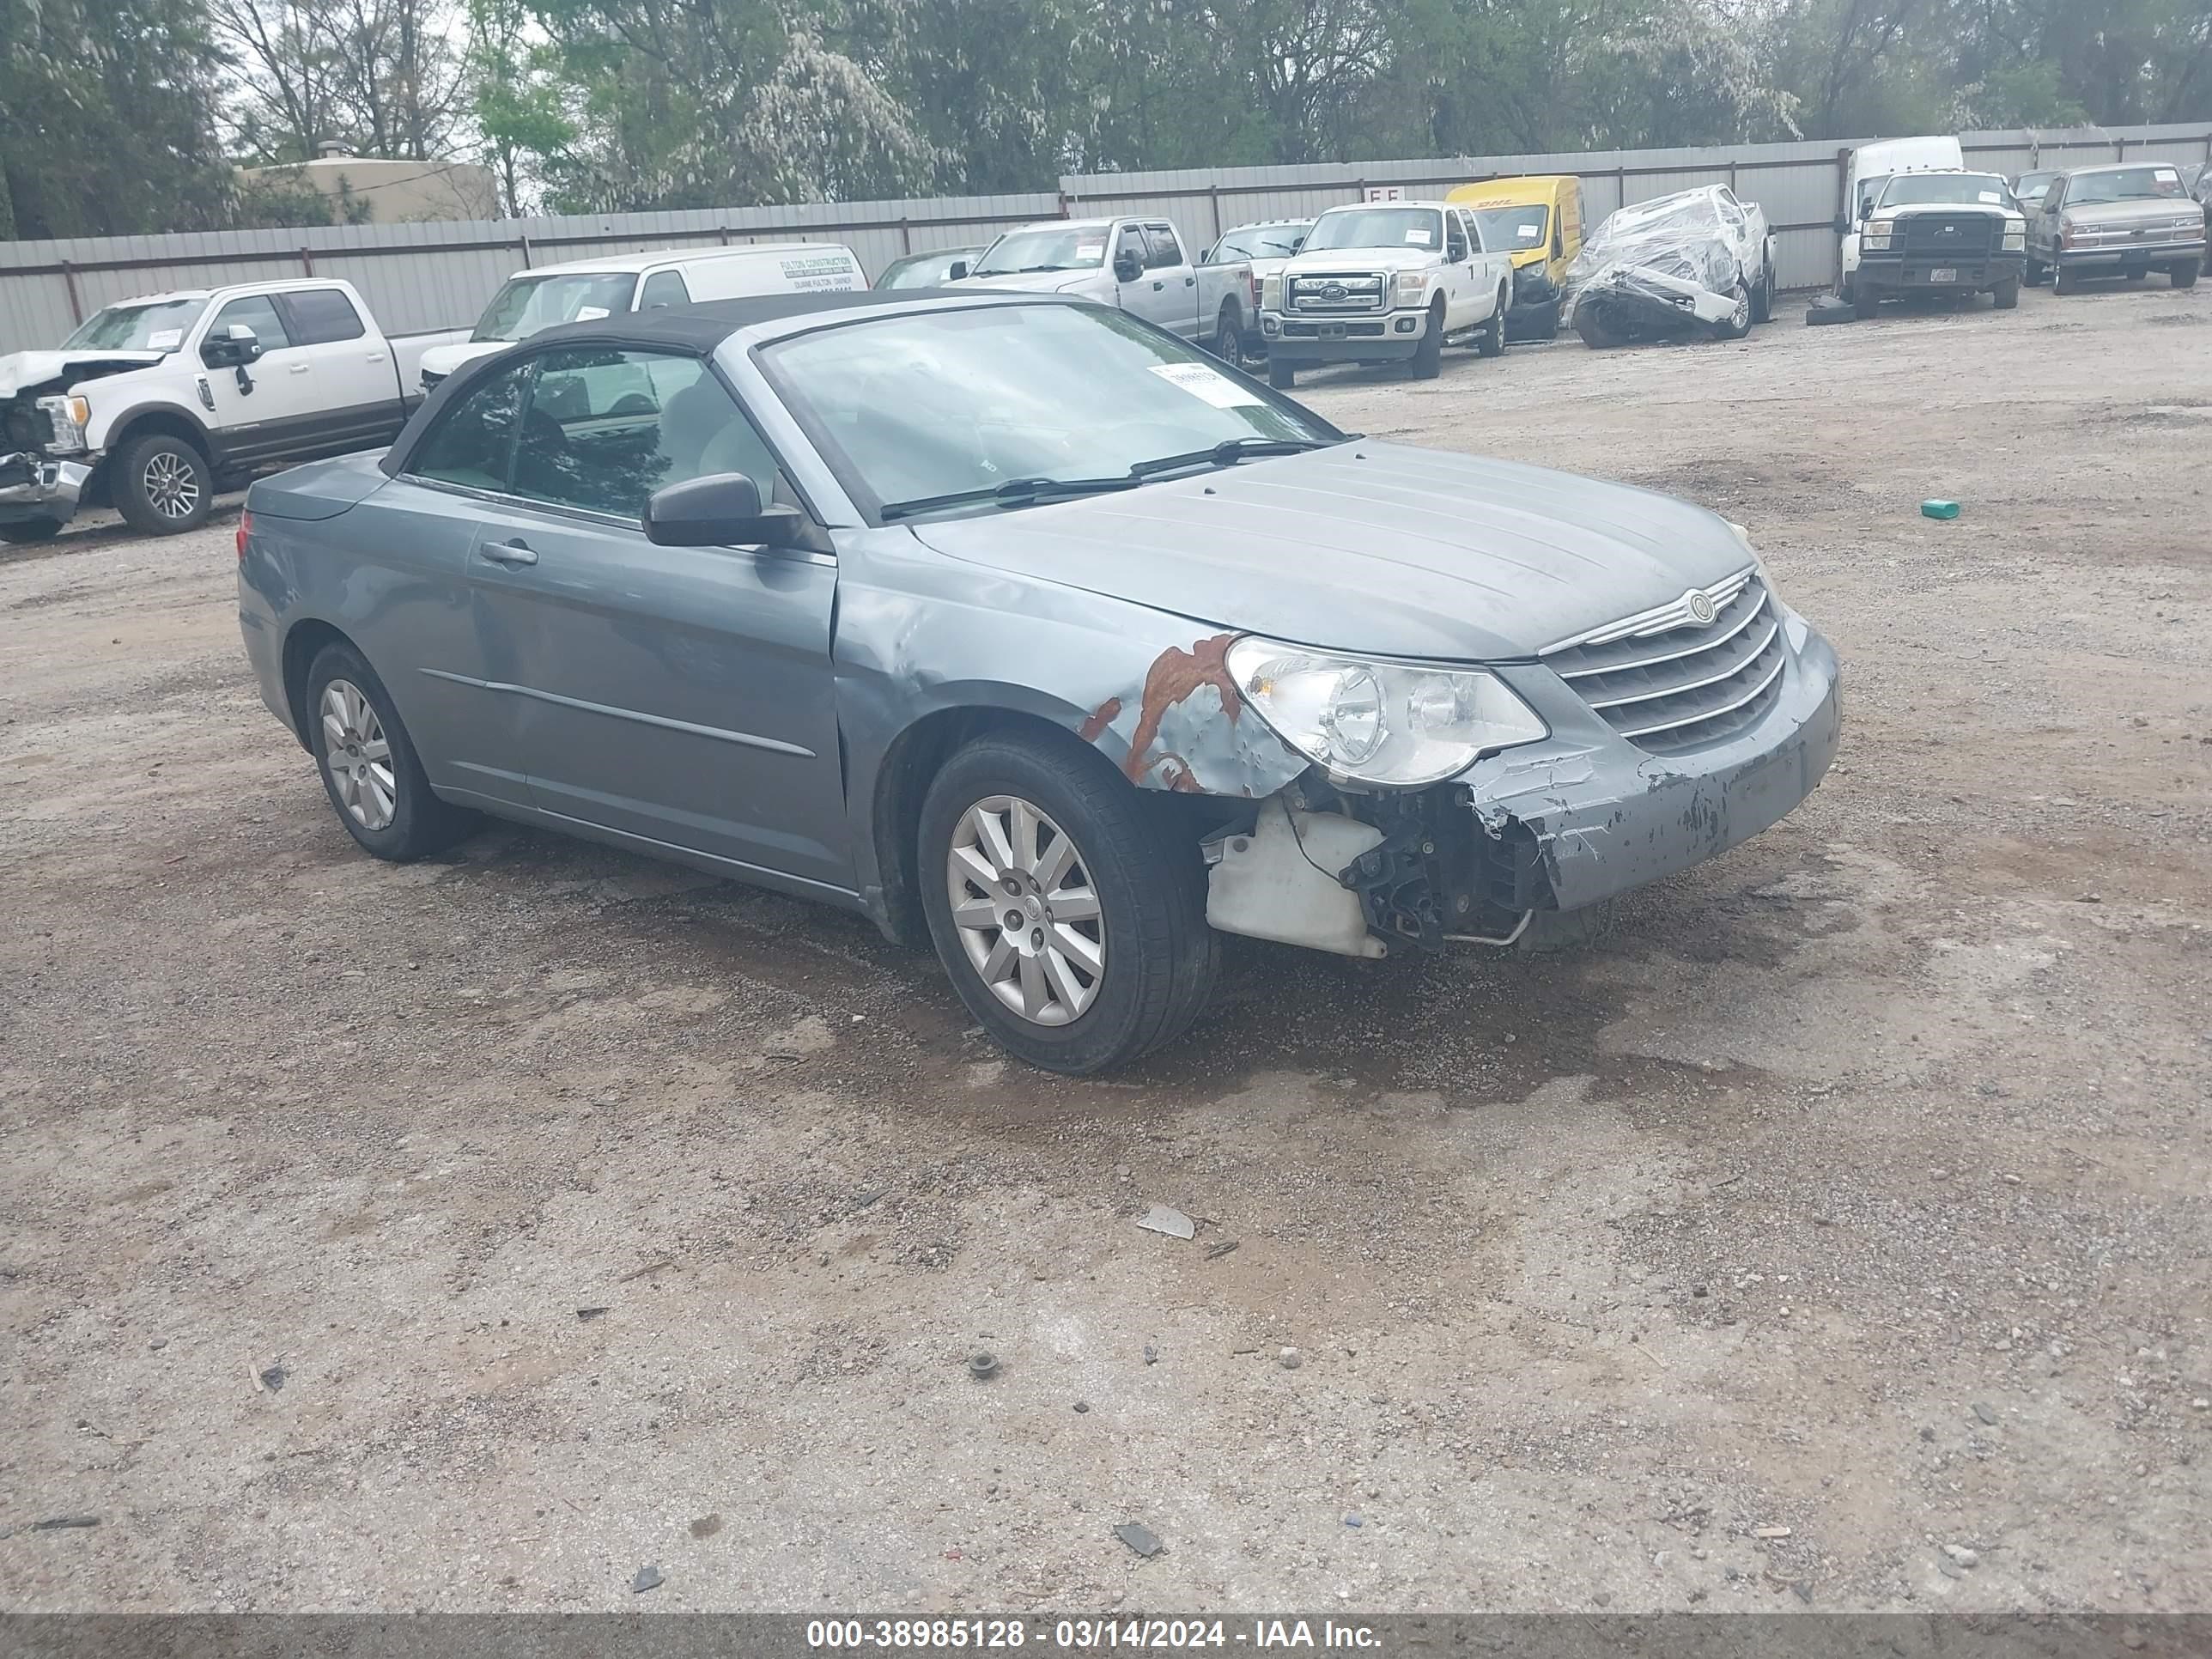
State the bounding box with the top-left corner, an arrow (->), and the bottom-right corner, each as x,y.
1128,435 -> 1340,478
879,474 -> 1145,522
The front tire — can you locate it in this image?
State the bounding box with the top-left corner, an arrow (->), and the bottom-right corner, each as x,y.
1268,358 -> 1296,388
0,518 -> 62,544
1572,301 -> 1624,349
2172,258 -> 2201,289
1713,281 -> 1753,340
1991,276 -> 2021,310
112,433 -> 213,536
1474,290 -> 1507,357
919,731 -> 1217,1075
306,641 -> 476,861
1409,298 -> 1446,378
2054,264 -> 2082,295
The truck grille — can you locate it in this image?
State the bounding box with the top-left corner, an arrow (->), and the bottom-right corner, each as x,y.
1288,272 -> 1386,313
1901,213 -> 2001,257
1540,568 -> 1786,755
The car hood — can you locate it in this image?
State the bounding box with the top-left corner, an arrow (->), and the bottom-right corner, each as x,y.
1883,202 -> 2019,220
908,443 -> 1747,661
0,349 -> 168,399
952,270 -> 1103,295
1284,247 -> 1442,276
2058,197 -> 2204,228
420,340 -> 507,377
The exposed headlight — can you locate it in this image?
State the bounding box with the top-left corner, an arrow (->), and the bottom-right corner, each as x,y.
1862,219 -> 1893,250
1225,636 -> 1547,787
1261,274 -> 1282,311
1393,270 -> 1428,306
2002,224 -> 2026,248
34,393 -> 89,453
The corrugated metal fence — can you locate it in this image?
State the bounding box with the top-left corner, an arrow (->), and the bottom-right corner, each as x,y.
4,125 -> 2209,352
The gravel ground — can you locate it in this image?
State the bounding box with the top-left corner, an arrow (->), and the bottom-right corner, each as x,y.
2,284 -> 2208,1616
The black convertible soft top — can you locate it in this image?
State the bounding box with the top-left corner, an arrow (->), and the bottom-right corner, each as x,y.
380,287 -> 1036,477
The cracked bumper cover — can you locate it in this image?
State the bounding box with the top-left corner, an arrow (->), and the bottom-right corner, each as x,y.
0,452 -> 90,524
1466,622 -> 1841,914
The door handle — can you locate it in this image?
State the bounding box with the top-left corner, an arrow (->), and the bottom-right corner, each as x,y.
366,351 -> 388,364
287,362 -> 311,374
1152,280 -> 1164,290
1184,276 -> 1194,286
479,538 -> 538,567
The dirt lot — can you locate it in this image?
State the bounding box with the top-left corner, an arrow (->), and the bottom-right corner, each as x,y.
3,283 -> 2209,1617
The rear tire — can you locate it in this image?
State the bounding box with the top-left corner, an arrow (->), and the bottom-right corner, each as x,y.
1474,290 -> 1507,357
1210,302 -> 1241,362
112,432 -> 214,536
918,731 -> 1218,1076
306,641 -> 477,862
1991,276 -> 2021,310
0,519 -> 62,544
1410,298 -> 1445,378
2172,258 -> 2201,289
1268,359 -> 1296,388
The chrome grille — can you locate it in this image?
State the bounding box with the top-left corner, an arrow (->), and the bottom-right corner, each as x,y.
1288,272 -> 1386,313
1541,568 -> 1786,755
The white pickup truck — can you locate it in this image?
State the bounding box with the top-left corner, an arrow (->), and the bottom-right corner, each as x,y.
954,217 -> 1255,359
1258,200 -> 1514,386
0,277 -> 465,540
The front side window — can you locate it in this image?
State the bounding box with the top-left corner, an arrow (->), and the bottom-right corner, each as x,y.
638,270 -> 691,311
211,295 -> 293,354
62,298 -> 207,353
471,272 -> 637,343
969,227 -> 1110,277
512,348 -> 781,521
1304,208 -> 1444,252
1143,227 -> 1182,270
758,302 -> 1338,521
1445,214 -> 1470,262
406,362 -> 531,492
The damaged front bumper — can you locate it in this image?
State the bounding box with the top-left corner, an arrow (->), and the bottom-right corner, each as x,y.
1203,613 -> 1842,957
0,451 -> 90,526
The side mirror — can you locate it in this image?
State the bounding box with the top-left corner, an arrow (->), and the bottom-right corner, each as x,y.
644,472 -> 807,549
202,323 -> 264,369
947,260 -> 969,281
1113,252 -> 1143,283
1833,214 -> 1849,235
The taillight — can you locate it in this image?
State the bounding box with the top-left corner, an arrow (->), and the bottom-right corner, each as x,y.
236,508 -> 252,561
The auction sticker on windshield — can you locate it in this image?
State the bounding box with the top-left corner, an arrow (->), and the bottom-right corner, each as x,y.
149,331 -> 183,349
1076,243 -> 1104,259
1149,362 -> 1264,409
1404,228 -> 1433,244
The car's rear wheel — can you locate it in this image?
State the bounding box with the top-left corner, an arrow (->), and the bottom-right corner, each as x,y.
1751,260 -> 1775,323
1211,301 -> 1241,362
2172,258 -> 2201,289
919,731 -> 1216,1075
0,519 -> 62,544
1474,289 -> 1507,357
1410,297 -> 1446,378
306,641 -> 476,861
112,433 -> 213,535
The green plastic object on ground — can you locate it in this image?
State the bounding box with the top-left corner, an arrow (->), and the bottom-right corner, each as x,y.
1921,499 -> 1961,520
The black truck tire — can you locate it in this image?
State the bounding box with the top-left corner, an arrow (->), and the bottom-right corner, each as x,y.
1409,298 -> 1445,378
1991,276 -> 2021,309
112,432 -> 214,535
2172,259 -> 2201,289
1268,359 -> 1296,388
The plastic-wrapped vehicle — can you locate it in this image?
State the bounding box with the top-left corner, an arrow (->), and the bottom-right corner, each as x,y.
1564,185 -> 1776,349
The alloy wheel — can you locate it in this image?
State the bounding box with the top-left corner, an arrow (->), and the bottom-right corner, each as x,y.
143,451 -> 201,521
320,678 -> 398,830
945,793 -> 1106,1026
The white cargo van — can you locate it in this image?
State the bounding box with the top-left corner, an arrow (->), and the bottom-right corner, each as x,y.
416,242 -> 865,391
1835,136 -> 1966,295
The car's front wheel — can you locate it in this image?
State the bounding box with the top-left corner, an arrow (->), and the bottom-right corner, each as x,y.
112,433 -> 214,535
919,731 -> 1217,1074
1268,359 -> 1296,388
1991,276 -> 2021,309
1713,281 -> 1753,340
306,641 -> 476,861
2172,258 -> 2201,289
1409,297 -> 1446,378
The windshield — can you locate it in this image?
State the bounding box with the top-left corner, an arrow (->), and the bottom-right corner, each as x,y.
1304,207 -> 1445,252
970,228 -> 1109,277
1877,173 -> 2014,209
471,272 -> 638,343
758,303 -> 1339,521
2067,166 -> 2187,204
878,251 -> 976,290
62,298 -> 207,353
1470,206 -> 1550,251
1212,224 -> 1310,261
2016,172 -> 2057,195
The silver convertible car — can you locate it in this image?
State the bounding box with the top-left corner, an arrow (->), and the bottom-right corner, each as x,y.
238,290 -> 1842,1073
